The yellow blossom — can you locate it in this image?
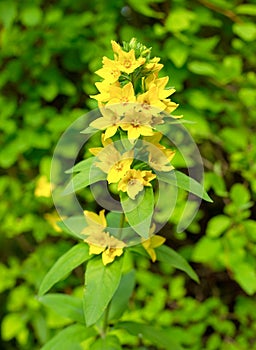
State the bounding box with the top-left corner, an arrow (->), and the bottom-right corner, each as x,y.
137,86 -> 167,112
44,211 -> 62,232
120,107 -> 154,140
147,143 -> 175,172
84,209 -> 107,228
107,82 -> 136,105
94,144 -> 134,184
82,213 -> 126,265
118,169 -> 155,200
90,105 -> 123,139
145,56 -> 163,73
111,40 -> 145,74
95,56 -> 121,84
142,235 -> 166,262
35,175 -> 52,197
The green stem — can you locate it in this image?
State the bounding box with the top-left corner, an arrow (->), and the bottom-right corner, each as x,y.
102,300 -> 111,338
117,212 -> 125,240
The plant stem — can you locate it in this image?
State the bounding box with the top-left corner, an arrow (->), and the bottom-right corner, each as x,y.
117,212 -> 125,239
102,300 -> 111,338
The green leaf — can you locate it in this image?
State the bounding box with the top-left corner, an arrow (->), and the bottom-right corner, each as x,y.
0,1 -> 17,28
63,159 -> 106,195
83,257 -> 123,326
41,324 -> 96,350
39,293 -> 84,324
91,335 -> 122,350
230,183 -> 251,207
206,215 -> 231,238
236,4 -> 256,15
157,170 -> 213,202
188,61 -> 216,76
166,41 -> 189,68
127,0 -> 164,19
65,157 -> 95,174
20,6 -> 43,27
39,243 -> 90,296
156,245 -> 199,283
192,237 -> 222,263
117,322 -> 183,350
233,22 -> 256,41
233,262 -> 256,295
120,187 -> 154,238
166,9 -> 195,32
109,270 -> 136,321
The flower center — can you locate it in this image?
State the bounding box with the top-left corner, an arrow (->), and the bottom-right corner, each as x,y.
111,69 -> 119,78
123,59 -> 132,68
114,162 -> 123,171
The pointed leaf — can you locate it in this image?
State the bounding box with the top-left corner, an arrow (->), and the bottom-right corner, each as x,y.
63,159 -> 106,195
156,245 -> 199,283
39,243 -> 90,296
120,187 -> 154,238
109,270 -> 135,321
41,324 -> 96,350
83,257 -> 123,326
157,170 -> 213,202
117,322 -> 183,350
39,293 -> 84,324
65,157 -> 95,174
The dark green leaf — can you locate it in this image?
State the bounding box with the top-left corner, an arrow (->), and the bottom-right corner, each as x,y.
83,257 -> 123,326
156,245 -> 199,283
63,158 -> 106,195
157,170 -> 213,202
39,243 -> 90,296
120,187 -> 154,238
41,324 -> 96,350
117,322 -> 183,350
39,293 -> 84,324
109,270 -> 136,321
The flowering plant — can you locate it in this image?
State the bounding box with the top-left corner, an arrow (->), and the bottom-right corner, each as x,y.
39,39 -> 212,349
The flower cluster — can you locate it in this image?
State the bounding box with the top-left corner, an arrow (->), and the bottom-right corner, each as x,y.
90,38 -> 181,141
80,39 -> 182,264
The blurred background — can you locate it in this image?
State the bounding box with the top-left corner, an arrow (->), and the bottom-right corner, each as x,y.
0,0 -> 256,349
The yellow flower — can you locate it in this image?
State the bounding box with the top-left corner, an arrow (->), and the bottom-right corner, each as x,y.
147,143 -> 175,172
120,107 -> 154,140
91,81 -> 112,103
107,82 -> 136,105
44,211 -> 62,232
137,86 -> 167,112
82,210 -> 126,265
34,175 -> 52,197
118,169 -> 155,200
111,40 -> 145,74
142,235 -> 166,262
145,56 -> 163,73
141,170 -> 157,185
85,230 -> 125,265
95,56 -> 121,84
84,209 -> 107,228
94,144 -> 134,184
90,105 -> 123,139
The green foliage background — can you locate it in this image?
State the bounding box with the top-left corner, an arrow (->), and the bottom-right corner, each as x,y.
0,0 -> 256,349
